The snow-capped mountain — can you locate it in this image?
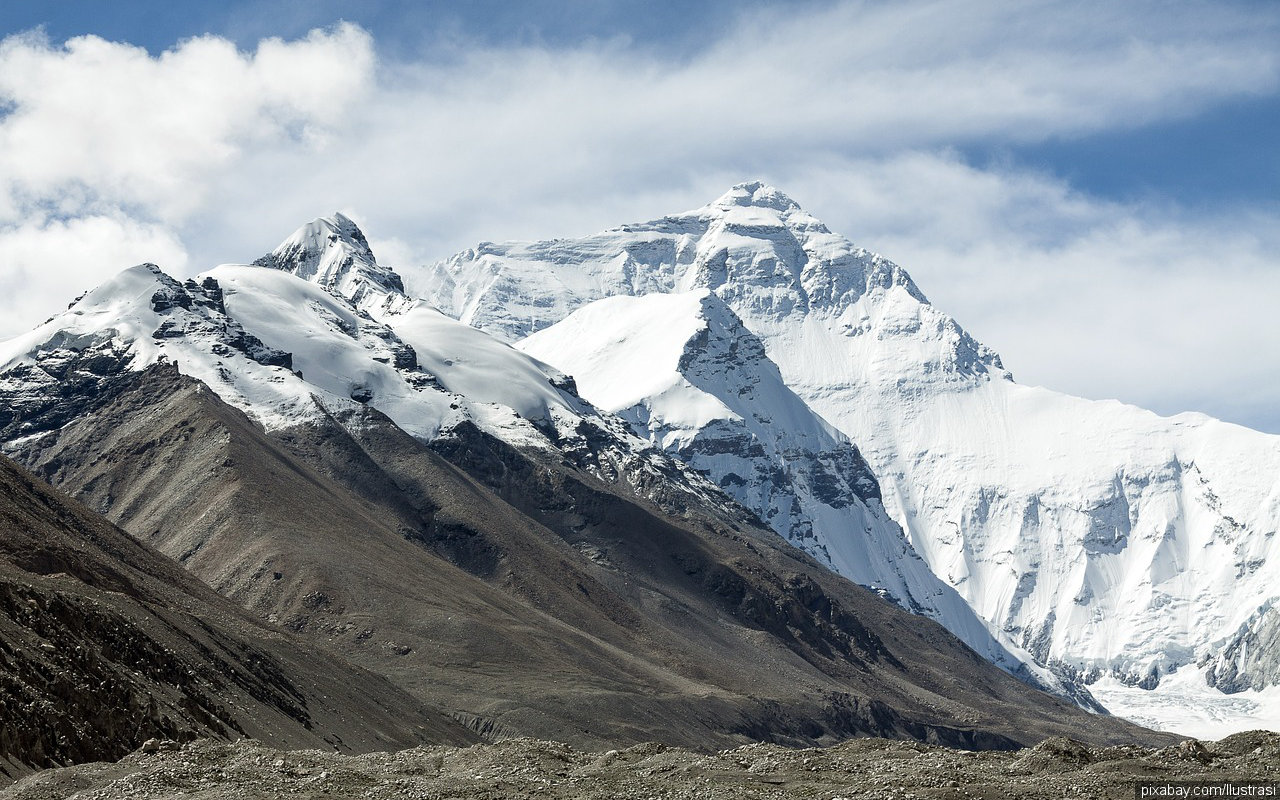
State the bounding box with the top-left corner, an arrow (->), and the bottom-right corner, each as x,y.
6,192 -> 1275,736
518,287 -> 1037,678
265,212 -> 1053,686
0,262 -> 466,443
253,212 -> 412,316
419,181 -> 1280,730
0,220 -> 736,523
0,213 -> 1161,751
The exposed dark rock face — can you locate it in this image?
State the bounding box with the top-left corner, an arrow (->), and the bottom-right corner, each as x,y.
1204,604 -> 1280,692
253,212 -> 408,300
428,421 -> 899,673
145,271 -> 292,368
0,270 -> 290,445
0,336 -> 141,444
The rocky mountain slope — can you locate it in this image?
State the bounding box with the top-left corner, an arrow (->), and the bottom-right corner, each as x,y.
0,219 -> 1159,750
0,452 -> 474,784
419,182 -> 1280,729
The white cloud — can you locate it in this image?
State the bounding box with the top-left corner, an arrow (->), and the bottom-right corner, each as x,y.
722,0 -> 1279,141
168,0 -> 1279,267
0,22 -> 373,221
0,1 -> 1276,430
0,215 -> 189,330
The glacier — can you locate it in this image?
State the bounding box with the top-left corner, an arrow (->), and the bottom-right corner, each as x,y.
418,181 -> 1280,735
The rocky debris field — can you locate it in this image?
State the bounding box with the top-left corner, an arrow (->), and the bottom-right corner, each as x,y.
3,731 -> 1277,800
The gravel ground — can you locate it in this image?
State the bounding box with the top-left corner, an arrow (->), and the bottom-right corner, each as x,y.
3,731 -> 1277,800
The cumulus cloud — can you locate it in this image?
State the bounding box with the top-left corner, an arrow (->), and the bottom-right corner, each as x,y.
0,22 -> 373,220
0,215 -> 189,329
0,0 -> 1277,430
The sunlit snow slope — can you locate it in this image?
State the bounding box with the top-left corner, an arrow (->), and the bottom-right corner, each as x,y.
518,288 -> 1038,676
0,263 -> 567,448
419,182 -> 1280,729
0,221 -> 720,519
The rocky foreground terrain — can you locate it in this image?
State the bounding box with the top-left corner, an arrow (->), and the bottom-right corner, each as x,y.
4,732 -> 1276,800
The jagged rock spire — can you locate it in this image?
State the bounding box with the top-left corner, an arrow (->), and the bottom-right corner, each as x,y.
254,212 -> 408,312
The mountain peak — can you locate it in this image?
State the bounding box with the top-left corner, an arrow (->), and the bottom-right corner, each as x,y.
710,181 -> 801,213
254,212 -> 407,312
311,210 -> 371,252
264,212 -> 376,275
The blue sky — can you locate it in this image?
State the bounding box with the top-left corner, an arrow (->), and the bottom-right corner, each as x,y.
0,1 -> 781,58
0,0 -> 1277,431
